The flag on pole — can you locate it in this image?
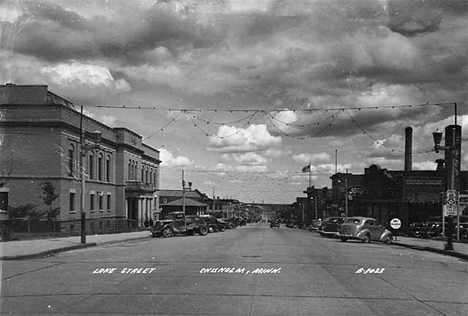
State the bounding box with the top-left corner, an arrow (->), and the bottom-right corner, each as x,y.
302,164 -> 311,173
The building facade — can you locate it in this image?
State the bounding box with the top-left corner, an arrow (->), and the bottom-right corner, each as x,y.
0,84 -> 160,233
329,125 -> 466,227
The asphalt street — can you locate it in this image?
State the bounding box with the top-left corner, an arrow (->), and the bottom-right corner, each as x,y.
1,223 -> 467,316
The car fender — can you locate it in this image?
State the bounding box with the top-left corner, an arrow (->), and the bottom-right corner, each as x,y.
356,229 -> 371,240
380,229 -> 393,242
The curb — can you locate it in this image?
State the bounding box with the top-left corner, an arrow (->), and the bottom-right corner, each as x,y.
0,243 -> 97,261
0,235 -> 152,261
392,242 -> 468,261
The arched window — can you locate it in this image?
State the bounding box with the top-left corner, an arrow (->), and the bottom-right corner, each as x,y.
68,144 -> 75,176
128,160 -> 132,180
98,153 -> 103,181
106,155 -> 111,182
88,152 -> 95,179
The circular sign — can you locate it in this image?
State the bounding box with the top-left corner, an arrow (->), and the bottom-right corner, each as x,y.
390,218 -> 402,230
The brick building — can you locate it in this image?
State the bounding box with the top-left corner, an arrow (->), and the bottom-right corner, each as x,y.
0,84 -> 161,233
329,126 -> 466,227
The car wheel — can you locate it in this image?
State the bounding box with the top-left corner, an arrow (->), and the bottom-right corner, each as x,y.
208,226 -> 214,233
383,235 -> 392,244
340,237 -> 347,242
219,225 -> 225,232
198,226 -> 209,236
414,231 -> 421,238
362,234 -> 371,243
151,232 -> 158,238
161,227 -> 174,238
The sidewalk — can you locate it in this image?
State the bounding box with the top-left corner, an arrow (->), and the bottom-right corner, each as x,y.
391,235 -> 468,261
0,231 -> 151,260
1,231 -> 467,261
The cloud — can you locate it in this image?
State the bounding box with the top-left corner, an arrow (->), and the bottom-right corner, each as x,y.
293,153 -> 331,165
159,148 -> 194,167
221,152 -> 268,166
41,61 -> 131,93
208,124 -> 281,153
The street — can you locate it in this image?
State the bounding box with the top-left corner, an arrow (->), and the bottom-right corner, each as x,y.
1,223 -> 467,316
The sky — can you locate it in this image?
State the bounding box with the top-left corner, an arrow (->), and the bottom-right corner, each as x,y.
1,0 -> 467,204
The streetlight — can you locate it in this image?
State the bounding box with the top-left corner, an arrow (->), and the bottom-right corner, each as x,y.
80,129 -> 101,244
432,127 -> 457,250
337,179 -> 349,217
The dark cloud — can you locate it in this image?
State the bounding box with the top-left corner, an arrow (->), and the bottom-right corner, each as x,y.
13,1 -> 225,65
387,0 -> 468,36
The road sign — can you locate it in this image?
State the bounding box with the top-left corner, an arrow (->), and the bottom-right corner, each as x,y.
390,218 -> 401,230
443,205 -> 457,217
446,190 -> 457,205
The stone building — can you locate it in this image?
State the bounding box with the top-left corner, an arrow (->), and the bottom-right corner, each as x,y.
0,84 -> 160,233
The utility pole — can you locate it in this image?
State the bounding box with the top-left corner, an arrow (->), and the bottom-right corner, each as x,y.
182,170 -> 186,230
79,106 -> 101,244
345,178 -> 348,218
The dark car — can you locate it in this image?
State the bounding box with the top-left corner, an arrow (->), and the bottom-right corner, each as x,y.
199,215 -> 226,233
218,218 -> 237,229
318,217 -> 345,237
407,222 -> 429,238
270,219 -> 280,228
151,212 -> 208,237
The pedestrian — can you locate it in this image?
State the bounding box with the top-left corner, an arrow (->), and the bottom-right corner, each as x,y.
144,219 -> 149,228
149,218 -> 154,227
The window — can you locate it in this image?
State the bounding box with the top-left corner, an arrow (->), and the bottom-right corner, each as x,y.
98,154 -> 103,181
106,155 -> 111,182
128,160 -> 132,180
99,194 -> 103,210
107,194 -> 111,210
89,153 -> 94,179
69,192 -> 75,212
68,146 -> 75,176
0,191 -> 9,211
90,193 -> 95,211
141,167 -> 144,182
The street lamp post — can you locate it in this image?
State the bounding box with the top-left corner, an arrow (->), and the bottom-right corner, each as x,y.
79,106 -> 102,244
433,127 -> 457,250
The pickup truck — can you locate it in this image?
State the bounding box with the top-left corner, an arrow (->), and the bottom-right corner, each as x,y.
151,212 -> 209,238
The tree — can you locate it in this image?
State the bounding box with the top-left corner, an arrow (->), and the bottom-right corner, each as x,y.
40,182 -> 60,226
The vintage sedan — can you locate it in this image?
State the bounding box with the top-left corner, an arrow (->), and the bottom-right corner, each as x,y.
338,216 -> 393,243
318,217 -> 345,237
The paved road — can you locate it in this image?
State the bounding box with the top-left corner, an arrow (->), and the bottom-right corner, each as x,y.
1,223 -> 467,315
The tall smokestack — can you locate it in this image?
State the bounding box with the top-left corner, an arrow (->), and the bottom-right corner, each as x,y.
404,127 -> 412,172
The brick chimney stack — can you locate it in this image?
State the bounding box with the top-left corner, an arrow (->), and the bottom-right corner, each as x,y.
404,127 -> 412,172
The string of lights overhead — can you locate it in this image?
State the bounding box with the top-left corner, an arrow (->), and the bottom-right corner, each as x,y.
89,102 -> 456,153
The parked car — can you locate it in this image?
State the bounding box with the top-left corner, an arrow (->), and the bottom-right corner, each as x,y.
199,215 -> 225,233
218,218 -> 237,229
318,217 -> 345,237
338,216 -> 393,243
151,212 -> 208,237
270,219 -> 280,228
308,219 -> 323,231
407,222 -> 429,238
